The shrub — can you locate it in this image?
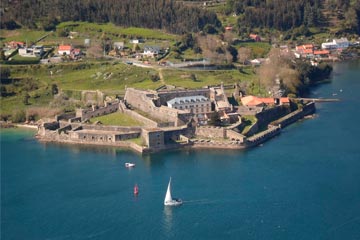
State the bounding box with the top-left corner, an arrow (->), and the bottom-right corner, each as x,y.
12,110 -> 26,123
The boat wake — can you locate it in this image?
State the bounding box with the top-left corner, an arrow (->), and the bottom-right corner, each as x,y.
182,199 -> 222,205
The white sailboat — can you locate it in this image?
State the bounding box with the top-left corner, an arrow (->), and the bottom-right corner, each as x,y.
164,177 -> 182,206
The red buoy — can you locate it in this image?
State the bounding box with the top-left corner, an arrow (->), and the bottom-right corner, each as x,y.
134,184 -> 139,196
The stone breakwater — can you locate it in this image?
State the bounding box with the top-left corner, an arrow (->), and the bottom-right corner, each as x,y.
36,102 -> 316,154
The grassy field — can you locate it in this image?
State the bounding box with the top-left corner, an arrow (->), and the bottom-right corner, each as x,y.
0,29 -> 48,45
235,42 -> 271,58
89,112 -> 143,126
56,22 -> 178,41
161,67 -> 257,89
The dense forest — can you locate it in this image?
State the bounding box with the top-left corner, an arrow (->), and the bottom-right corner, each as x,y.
1,0 -> 359,35
0,0 -> 221,34
225,0 -> 360,34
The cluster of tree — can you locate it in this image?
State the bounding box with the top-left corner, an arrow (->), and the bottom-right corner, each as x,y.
225,0 -> 360,34
225,0 -> 322,31
0,0 -> 221,34
257,49 -> 332,96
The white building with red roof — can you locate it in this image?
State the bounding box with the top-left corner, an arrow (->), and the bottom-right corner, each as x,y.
58,45 -> 72,55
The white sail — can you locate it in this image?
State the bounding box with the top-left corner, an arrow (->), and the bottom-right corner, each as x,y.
164,178 -> 172,204
164,177 -> 182,206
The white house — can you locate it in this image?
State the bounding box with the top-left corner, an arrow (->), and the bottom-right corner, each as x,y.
167,95 -> 211,114
322,37 -> 349,50
143,46 -> 160,57
130,39 -> 144,44
321,42 -> 337,50
333,37 -> 349,49
18,45 -> 44,57
58,45 -> 72,55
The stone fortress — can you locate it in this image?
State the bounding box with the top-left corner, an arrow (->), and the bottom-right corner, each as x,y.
37,84 -> 316,154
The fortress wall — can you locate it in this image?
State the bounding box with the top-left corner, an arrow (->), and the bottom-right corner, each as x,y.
76,101 -> 119,120
124,88 -> 154,113
196,126 -> 226,139
141,129 -> 165,148
55,112 -> 76,121
246,125 -> 281,147
226,129 -> 246,143
245,122 -> 259,136
255,105 -> 291,129
163,128 -> 190,143
122,108 -> 158,128
271,102 -> 315,128
80,124 -> 141,133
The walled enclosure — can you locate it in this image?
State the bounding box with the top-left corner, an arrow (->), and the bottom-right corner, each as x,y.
124,88 -> 197,126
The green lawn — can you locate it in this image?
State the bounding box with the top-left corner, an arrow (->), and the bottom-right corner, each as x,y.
162,68 -> 256,88
56,22 -> 178,41
241,115 -> 258,135
0,29 -> 48,45
89,112 -> 143,126
235,42 -> 271,58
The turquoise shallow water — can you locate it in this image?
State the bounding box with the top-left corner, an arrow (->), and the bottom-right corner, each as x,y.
1,61 -> 360,240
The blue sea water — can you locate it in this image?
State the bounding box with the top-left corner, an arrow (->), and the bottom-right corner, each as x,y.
1,61 -> 360,240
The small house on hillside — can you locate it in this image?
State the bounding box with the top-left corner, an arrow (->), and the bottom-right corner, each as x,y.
143,46 -> 160,58
113,42 -> 124,50
249,34 -> 261,42
130,39 -> 144,44
6,41 -> 25,49
58,45 -> 72,55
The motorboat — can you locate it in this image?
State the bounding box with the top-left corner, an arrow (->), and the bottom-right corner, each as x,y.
125,162 -> 135,168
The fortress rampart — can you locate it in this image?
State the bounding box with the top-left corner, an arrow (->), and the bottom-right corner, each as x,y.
76,100 -> 120,121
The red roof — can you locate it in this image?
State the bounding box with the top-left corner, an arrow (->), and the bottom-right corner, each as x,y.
58,45 -> 72,51
303,44 -> 314,49
314,50 -> 329,55
241,96 -> 275,106
280,97 -> 290,104
296,44 -> 314,51
261,98 -> 275,104
303,49 -> 313,54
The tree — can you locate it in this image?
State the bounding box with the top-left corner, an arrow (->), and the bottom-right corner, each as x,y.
344,8 -> 359,32
181,33 -> 195,49
226,45 -> 238,63
0,68 -> 11,80
51,84 -> 59,96
204,24 -> 217,34
237,47 -> 251,64
209,111 -> 222,126
23,92 -> 30,105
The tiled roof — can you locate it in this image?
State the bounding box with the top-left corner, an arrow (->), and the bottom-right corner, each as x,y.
314,50 -> 329,55
280,97 -> 290,103
59,45 -> 72,51
241,96 -> 275,106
